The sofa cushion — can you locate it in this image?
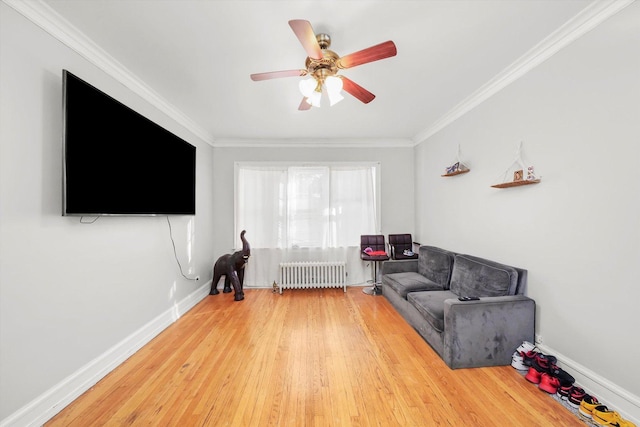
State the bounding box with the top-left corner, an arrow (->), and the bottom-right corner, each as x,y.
417,246 -> 456,289
407,290 -> 457,332
384,272 -> 445,298
449,254 -> 519,297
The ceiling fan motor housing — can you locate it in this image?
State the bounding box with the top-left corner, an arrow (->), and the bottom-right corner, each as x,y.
305,34 -> 339,82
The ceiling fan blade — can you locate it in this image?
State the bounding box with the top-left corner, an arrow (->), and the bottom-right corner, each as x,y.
250,69 -> 307,81
337,40 -> 397,69
340,76 -> 375,104
289,19 -> 323,60
298,97 -> 312,111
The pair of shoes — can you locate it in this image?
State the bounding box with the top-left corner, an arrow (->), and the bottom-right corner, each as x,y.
511,341 -> 536,371
568,386 -> 587,408
524,352 -> 556,379
530,353 -> 557,373
525,368 -> 561,393
578,395 -> 601,419
557,383 -> 574,400
592,405 -> 637,427
524,354 -> 560,394
526,352 -> 575,387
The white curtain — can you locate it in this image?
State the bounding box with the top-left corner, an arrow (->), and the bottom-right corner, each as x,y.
235,162 -> 379,286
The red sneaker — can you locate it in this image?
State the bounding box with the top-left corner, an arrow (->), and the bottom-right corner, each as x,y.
539,373 -> 560,393
525,367 -> 542,384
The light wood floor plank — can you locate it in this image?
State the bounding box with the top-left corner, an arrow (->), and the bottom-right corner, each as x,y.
46,288 -> 585,426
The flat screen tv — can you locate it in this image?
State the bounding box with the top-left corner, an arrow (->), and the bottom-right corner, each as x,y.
62,70 -> 196,216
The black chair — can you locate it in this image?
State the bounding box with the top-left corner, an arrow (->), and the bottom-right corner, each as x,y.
388,234 -> 418,260
360,235 -> 389,295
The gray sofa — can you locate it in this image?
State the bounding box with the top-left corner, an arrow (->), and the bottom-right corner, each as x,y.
381,246 -> 535,369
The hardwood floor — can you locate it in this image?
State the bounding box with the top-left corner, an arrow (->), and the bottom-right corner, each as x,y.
47,288 -> 584,426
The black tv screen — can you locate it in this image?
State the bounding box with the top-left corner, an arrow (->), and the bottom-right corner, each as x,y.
63,70 -> 196,216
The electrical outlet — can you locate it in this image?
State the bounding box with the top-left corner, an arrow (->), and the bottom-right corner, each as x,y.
535,334 -> 543,344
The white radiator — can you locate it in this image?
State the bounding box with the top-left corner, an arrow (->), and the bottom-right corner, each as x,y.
278,261 -> 347,294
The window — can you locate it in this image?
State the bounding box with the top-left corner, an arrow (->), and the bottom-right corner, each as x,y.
235,162 -> 379,249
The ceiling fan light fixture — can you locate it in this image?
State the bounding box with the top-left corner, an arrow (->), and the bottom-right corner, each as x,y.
325,76 -> 344,106
308,89 -> 321,107
299,78 -> 316,98
251,20 -> 397,110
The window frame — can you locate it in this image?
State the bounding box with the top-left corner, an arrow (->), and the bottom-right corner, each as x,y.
234,161 -> 382,249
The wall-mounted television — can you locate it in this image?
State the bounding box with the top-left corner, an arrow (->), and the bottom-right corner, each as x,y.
62,70 -> 196,216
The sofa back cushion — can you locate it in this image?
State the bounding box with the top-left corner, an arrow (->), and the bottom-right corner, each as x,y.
418,246 -> 456,289
450,254 -> 519,297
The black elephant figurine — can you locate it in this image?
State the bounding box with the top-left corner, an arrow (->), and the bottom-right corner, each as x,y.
210,230 -> 250,301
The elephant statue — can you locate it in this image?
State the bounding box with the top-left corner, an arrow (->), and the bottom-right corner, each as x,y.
210,230 -> 250,301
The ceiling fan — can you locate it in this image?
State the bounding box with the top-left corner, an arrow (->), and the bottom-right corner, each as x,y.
250,19 -> 397,110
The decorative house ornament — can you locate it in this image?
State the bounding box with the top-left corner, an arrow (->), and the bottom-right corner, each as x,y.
442,144 -> 471,177
491,141 -> 541,188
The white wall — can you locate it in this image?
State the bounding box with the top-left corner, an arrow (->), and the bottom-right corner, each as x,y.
415,2 -> 639,419
0,4 -> 215,422
211,146 -> 415,263
3,0 -> 638,423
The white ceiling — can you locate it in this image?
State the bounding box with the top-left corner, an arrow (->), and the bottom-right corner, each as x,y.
33,0 -> 595,146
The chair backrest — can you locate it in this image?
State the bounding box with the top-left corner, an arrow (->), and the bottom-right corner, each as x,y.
388,233 -> 415,259
360,235 -> 386,253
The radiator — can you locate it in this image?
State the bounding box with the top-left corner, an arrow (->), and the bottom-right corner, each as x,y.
278,261 -> 347,294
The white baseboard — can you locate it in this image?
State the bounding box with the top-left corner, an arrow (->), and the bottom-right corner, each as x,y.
536,342 -> 640,424
0,281 -> 211,427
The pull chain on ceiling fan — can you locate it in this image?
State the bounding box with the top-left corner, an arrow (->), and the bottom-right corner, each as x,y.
250,19 -> 397,110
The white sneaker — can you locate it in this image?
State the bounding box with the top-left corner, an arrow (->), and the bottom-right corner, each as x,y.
511,352 -> 528,371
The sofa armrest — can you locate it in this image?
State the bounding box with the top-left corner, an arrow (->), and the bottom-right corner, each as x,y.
442,295 -> 535,369
381,259 -> 418,275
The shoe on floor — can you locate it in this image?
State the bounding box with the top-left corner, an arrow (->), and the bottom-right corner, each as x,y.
548,363 -> 575,385
578,395 -> 600,419
538,373 -> 560,394
531,353 -> 557,373
557,383 -> 573,400
592,405 -> 637,427
511,351 -> 528,371
521,350 -> 539,367
525,366 -> 542,384
568,386 -> 587,408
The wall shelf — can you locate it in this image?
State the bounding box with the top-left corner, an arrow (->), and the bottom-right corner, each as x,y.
491,179 -> 540,189
442,169 -> 470,177
491,141 -> 541,189
442,144 -> 470,177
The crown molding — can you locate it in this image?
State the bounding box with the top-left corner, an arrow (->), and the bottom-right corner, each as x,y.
411,0 -> 636,146
212,138 -> 414,148
6,0 -> 633,149
2,0 -> 215,146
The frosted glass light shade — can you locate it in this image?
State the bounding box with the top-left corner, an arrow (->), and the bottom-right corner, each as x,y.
325,76 -> 344,106
299,78 -> 316,98
308,90 -> 321,107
